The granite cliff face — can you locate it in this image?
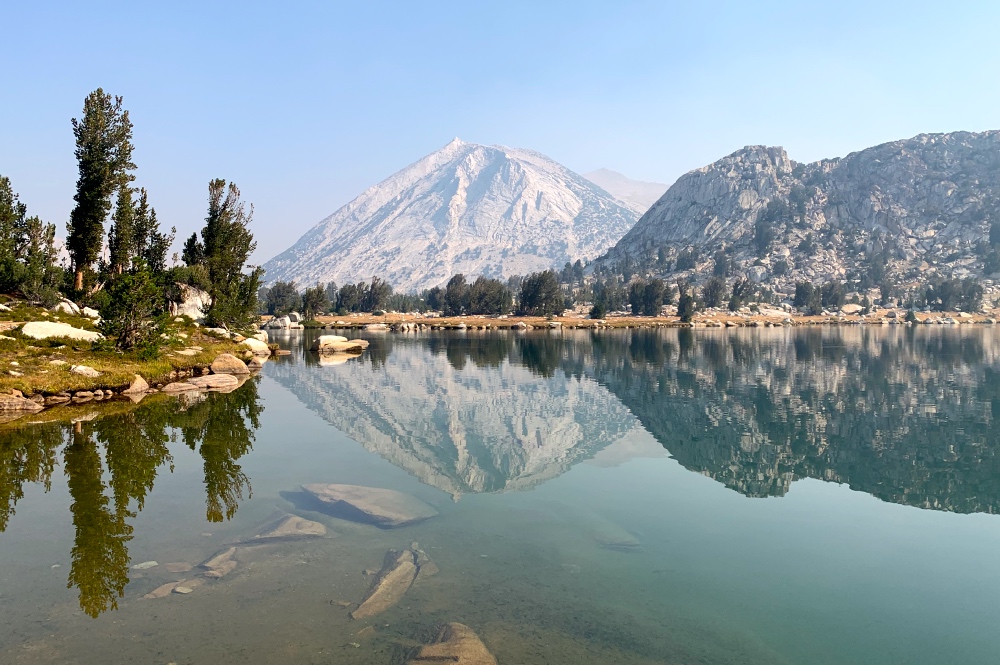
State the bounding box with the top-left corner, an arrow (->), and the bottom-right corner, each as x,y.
265,335 -> 637,497
601,131 -> 1000,288
263,139 -> 638,291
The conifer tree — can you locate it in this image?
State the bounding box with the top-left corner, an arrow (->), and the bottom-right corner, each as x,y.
197,179 -> 262,328
67,89 -> 135,290
107,184 -> 135,274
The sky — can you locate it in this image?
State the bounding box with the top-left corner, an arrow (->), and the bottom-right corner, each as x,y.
2,1 -> 1000,264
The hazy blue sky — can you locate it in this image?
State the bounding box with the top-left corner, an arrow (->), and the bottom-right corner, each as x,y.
2,1 -> 999,263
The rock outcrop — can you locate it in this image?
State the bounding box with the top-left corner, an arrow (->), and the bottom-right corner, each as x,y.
600,130 -> 1000,292
169,284 -> 212,321
20,321 -> 102,342
210,353 -> 250,375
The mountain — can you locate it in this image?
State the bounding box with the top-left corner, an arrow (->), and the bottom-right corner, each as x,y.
265,335 -> 638,498
599,131 -> 1000,290
582,168 -> 667,214
263,139 -> 639,291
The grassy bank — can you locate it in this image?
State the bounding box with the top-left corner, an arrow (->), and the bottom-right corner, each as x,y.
0,303 -> 250,397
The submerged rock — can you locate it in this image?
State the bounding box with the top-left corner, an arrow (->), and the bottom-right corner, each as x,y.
250,514 -> 327,541
407,622 -> 497,665
199,546 -> 237,579
351,550 -> 418,620
301,483 -> 438,528
310,335 -> 368,354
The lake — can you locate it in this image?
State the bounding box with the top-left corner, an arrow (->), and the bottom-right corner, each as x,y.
2,326 -> 999,664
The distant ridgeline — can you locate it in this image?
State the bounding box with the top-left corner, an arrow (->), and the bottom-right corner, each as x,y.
597,131 -> 1000,294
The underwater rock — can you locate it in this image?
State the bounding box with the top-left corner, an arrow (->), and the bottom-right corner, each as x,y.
351,549 -> 418,620
592,522 -> 642,552
250,514 -> 327,541
164,562 -> 193,573
199,546 -> 238,579
407,622 -> 497,665
301,483 -> 438,528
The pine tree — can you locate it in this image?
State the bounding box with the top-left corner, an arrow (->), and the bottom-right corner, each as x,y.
107,184 -> 135,274
67,89 -> 135,290
198,179 -> 262,328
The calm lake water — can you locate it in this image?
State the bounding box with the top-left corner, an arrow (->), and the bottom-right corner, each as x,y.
2,327 -> 1000,664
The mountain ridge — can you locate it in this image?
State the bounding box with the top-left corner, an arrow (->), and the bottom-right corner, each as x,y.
263,139 -> 639,291
599,130 -> 1000,292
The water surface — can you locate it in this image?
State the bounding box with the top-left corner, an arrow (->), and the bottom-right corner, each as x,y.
2,327 -> 999,664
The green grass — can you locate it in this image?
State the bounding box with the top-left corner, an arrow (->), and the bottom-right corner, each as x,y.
0,304 -> 250,396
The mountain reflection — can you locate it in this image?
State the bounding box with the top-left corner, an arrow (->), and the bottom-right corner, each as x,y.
280,328 -> 1000,513
269,332 -> 638,497
0,381 -> 262,617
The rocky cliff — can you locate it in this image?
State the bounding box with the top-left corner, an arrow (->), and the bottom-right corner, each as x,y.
263,139 -> 638,291
600,131 -> 1000,290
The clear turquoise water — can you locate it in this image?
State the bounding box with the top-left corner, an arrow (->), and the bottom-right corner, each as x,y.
1,327 -> 999,664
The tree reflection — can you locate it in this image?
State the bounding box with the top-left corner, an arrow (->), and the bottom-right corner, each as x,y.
64,425 -> 132,618
0,378 -> 263,617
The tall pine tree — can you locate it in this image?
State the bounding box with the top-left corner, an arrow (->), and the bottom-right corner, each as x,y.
107,183 -> 135,274
67,89 -> 135,290
198,179 -> 262,328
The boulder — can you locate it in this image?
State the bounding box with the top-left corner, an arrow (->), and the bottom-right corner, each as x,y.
252,331 -> 268,342
301,483 -> 438,528
161,381 -> 200,393
251,515 -> 327,541
122,375 -> 149,395
266,316 -> 292,329
407,623 -> 497,665
81,306 -> 100,318
840,303 -> 864,315
288,311 -> 303,323
169,284 -> 212,320
241,338 -> 271,356
351,550 -> 418,619
52,298 -> 81,315
210,353 -> 250,375
70,365 -> 101,378
247,356 -> 266,370
310,335 -> 367,354
0,394 -> 44,413
363,323 -> 388,331
21,321 -> 102,342
186,373 -> 240,391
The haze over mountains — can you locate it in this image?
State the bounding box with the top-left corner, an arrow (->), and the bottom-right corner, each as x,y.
263,139 -> 638,291
581,169 -> 667,214
264,130 -> 1000,294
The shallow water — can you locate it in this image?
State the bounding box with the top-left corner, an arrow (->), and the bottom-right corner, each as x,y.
2,327 -> 1000,664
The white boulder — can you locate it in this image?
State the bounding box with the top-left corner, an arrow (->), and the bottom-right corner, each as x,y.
169,284 -> 212,321
21,321 -> 102,342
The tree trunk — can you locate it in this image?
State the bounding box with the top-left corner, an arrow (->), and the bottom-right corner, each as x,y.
74,269 -> 84,291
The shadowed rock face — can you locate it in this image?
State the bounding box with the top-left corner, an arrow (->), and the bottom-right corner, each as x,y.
266,335 -> 639,497
601,130 -> 1000,288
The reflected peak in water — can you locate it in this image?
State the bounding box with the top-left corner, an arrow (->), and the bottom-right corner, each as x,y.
274,328 -> 1000,514
268,332 -> 639,497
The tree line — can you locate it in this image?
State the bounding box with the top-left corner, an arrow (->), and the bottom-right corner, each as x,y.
0,88 -> 262,355
261,270 -> 568,318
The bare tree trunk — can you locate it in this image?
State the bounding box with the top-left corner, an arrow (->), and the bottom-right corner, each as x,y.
74,269 -> 84,291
